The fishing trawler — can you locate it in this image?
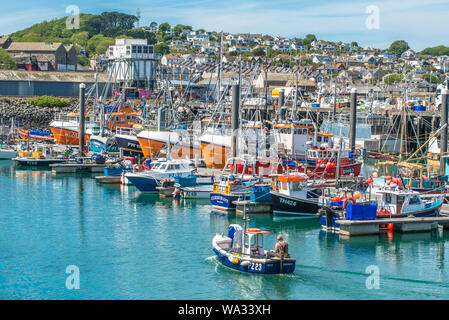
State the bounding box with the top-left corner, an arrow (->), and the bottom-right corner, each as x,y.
270,172 -> 332,217
212,224 -> 296,274
13,143 -> 67,166
50,104 -> 140,146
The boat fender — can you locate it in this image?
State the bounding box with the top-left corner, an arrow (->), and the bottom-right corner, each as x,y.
240,261 -> 250,267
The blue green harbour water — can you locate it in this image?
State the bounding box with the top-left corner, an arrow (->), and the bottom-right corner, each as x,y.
1,160 -> 449,300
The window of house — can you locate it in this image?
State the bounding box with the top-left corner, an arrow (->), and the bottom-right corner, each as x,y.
132,46 -> 137,53
143,46 -> 148,53
137,46 -> 142,53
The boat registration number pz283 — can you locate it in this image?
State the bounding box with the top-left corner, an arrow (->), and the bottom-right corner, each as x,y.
249,262 -> 264,272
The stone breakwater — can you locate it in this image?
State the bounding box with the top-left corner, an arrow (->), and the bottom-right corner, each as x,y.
0,97 -> 198,133
0,97 -> 101,132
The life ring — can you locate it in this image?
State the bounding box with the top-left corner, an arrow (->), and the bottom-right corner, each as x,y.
355,148 -> 362,157
133,164 -> 141,173
343,197 -> 356,211
142,159 -> 152,171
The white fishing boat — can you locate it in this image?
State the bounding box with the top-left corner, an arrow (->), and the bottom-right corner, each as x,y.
125,158 -> 194,192
0,146 -> 18,160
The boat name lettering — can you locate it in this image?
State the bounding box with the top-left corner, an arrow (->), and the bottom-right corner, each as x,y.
279,197 -> 296,206
250,262 -> 262,272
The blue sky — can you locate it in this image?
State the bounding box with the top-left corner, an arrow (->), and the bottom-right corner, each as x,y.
1,0 -> 448,50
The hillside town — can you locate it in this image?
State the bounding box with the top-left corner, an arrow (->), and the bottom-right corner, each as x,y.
0,19 -> 448,103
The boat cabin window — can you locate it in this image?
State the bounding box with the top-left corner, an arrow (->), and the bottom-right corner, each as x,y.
398,196 -> 405,205
159,164 -> 168,171
152,163 -> 160,170
168,164 -> 180,171
290,181 -> 303,191
409,195 -> 421,205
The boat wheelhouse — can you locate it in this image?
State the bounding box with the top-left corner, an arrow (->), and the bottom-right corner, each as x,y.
270,172 -> 330,217
376,189 -> 443,218
273,119 -> 334,159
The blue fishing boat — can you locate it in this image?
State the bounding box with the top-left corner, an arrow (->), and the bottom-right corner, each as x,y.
212,224 -> 296,274
376,189 -> 443,218
210,158 -> 260,211
319,189 -> 443,231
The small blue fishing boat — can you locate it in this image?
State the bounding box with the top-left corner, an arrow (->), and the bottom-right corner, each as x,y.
319,189 -> 443,231
209,157 -> 260,211
376,189 -> 443,218
212,224 -> 296,274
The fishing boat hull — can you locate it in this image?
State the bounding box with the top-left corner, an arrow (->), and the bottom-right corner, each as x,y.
270,191 -> 320,217
124,173 -> 159,192
212,235 -> 296,274
177,185 -> 213,199
17,128 -> 55,143
377,199 -> 443,218
14,157 -> 67,167
210,192 -> 248,211
138,130 -> 201,160
0,149 -> 18,160
115,133 -> 143,155
50,126 -> 90,146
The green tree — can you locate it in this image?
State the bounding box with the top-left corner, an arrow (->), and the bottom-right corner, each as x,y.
154,42 -> 170,55
388,40 -> 410,58
71,31 -> 89,47
303,34 -> 317,46
158,22 -> 171,33
0,49 -> 17,70
78,55 -> 90,66
420,45 -> 449,57
422,73 -> 443,84
383,73 -> 403,84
